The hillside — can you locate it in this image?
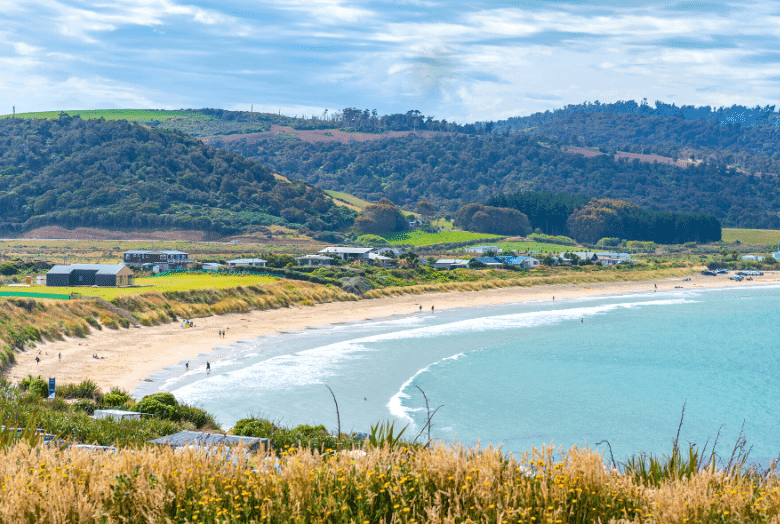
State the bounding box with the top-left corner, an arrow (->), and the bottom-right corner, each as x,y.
211,132 -> 780,229
0,116 -> 355,236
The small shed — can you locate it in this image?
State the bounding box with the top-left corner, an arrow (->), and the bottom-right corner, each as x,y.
149,430 -> 268,451
473,257 -> 504,267
46,264 -> 135,287
741,255 -> 764,262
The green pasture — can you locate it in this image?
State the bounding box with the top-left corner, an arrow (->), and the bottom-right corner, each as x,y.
8,272 -> 279,300
381,230 -> 502,246
722,228 -> 780,246
495,240 -> 578,254
0,109 -> 209,122
324,190 -> 371,210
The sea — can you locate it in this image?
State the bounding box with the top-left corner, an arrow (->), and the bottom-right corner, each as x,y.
136,284 -> 780,465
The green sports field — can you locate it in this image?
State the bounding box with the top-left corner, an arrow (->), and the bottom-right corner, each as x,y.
3,272 -> 279,300
380,230 -> 502,246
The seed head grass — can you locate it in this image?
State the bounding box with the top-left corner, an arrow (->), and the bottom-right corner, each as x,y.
0,440 -> 776,523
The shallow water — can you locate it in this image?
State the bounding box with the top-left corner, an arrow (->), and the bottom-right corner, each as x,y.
144,285 -> 780,464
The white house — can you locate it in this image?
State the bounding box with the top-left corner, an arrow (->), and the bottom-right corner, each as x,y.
464,245 -> 503,255
368,252 -> 394,268
433,258 -> 469,270
227,258 -> 267,268
741,255 -> 765,262
296,254 -> 333,267
773,252 -> 780,261
319,246 -> 374,262
498,256 -> 540,269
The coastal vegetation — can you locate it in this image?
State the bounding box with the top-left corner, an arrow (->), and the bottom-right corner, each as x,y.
0,424 -> 778,523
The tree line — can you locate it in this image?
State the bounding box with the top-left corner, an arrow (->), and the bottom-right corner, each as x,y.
485,191 -> 721,244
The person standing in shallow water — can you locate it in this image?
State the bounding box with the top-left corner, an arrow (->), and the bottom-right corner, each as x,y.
206,361 -> 211,373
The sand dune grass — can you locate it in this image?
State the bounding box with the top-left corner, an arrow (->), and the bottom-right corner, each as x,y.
0,440 -> 777,523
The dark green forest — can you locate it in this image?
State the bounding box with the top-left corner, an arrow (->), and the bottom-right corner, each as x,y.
212,133 -> 780,229
0,116 -> 355,235
486,192 -> 720,244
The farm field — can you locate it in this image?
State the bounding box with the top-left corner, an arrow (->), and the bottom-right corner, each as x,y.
381,230 -> 502,246
0,109 -> 208,122
495,240 -> 579,254
3,272 -> 280,300
324,190 -> 371,210
722,228 -> 780,246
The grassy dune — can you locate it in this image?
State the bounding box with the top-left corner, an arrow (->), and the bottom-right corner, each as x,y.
0,439 -> 776,523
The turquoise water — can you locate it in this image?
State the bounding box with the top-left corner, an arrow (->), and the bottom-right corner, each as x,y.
152,285 -> 780,464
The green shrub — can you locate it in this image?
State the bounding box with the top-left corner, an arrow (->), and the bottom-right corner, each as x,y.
57,379 -> 100,399
130,393 -> 216,429
72,399 -> 96,415
20,375 -> 49,398
103,392 -> 132,408
233,417 -> 347,452
356,234 -> 388,246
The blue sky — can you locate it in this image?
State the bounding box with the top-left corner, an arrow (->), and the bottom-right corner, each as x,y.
2,0 -> 779,122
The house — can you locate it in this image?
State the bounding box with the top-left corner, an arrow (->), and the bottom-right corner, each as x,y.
319,246 -> 374,262
473,257 -> 504,267
433,258 -> 469,270
227,258 -> 267,268
296,254 -> 333,267
464,245 -> 503,255
408,218 -> 426,228
741,255 -> 765,262
773,252 -> 780,261
46,264 -> 135,287
368,252 -> 394,268
123,250 -> 192,271
201,262 -> 224,271
498,256 -> 540,269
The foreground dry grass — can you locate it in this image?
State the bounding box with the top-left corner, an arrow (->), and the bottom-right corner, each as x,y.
1,441 -> 778,523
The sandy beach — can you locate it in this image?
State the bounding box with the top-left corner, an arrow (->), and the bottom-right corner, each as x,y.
6,271 -> 779,393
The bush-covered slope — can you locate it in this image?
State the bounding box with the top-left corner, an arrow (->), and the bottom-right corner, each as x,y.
0,116 -> 355,234
213,133 -> 780,229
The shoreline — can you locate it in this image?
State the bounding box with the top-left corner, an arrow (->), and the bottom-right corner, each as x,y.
6,271 -> 779,393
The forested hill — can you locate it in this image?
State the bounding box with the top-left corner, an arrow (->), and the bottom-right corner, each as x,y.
0,116 -> 355,235
211,132 -> 780,229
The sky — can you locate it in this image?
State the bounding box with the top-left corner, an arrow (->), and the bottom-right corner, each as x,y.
2,0 -> 780,123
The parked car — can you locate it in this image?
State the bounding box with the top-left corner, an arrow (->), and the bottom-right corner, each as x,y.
701,270 -> 716,276
715,268 -> 730,274
729,275 -> 744,281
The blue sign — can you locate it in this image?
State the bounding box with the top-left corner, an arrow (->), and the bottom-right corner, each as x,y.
48,378 -> 55,399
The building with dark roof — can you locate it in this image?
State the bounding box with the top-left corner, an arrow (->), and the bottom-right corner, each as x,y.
123,250 -> 192,271
46,264 -> 135,287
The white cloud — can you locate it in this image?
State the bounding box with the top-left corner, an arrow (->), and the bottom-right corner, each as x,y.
272,0 -> 375,25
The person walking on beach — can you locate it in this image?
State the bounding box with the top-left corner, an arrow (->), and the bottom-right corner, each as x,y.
431,305 -> 434,313
185,361 -> 189,370
35,356 -> 40,365
206,361 -> 211,374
